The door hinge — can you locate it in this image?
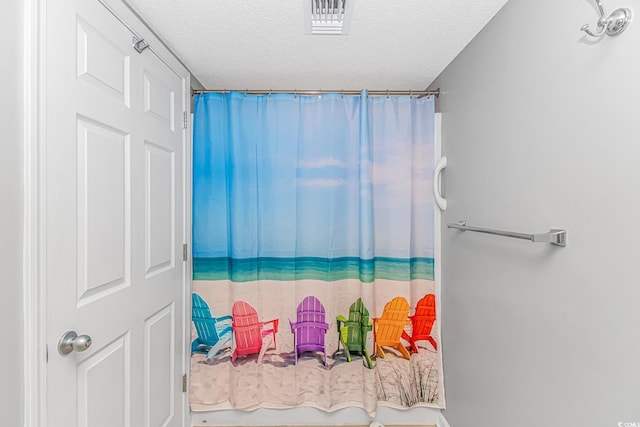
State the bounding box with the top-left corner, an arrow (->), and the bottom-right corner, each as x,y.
182,243 -> 188,262
182,374 -> 187,393
183,111 -> 188,129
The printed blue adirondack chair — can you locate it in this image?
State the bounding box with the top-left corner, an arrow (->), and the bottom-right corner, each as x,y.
191,293 -> 233,359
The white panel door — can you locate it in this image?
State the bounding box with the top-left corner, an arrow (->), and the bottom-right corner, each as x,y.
45,0 -> 187,426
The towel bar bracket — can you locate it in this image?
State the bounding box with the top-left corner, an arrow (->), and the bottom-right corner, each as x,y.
532,229 -> 566,246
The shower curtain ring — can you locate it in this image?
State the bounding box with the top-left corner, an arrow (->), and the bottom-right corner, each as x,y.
269,89 -> 272,98
386,89 -> 390,99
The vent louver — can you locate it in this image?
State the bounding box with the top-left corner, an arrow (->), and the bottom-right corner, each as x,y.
304,0 -> 354,35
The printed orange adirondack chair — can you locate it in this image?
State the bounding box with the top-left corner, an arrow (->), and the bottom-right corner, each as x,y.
231,300 -> 279,364
406,293 -> 438,352
373,296 -> 411,360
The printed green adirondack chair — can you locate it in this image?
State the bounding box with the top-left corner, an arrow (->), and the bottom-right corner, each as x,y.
336,298 -> 373,369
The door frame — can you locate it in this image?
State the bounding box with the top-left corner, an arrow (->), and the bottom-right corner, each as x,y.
22,0 -> 193,425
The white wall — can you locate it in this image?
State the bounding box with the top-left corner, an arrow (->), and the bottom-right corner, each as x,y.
0,0 -> 24,425
431,0 -> 640,426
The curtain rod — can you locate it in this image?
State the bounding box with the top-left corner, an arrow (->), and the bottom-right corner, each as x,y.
191,88 -> 440,98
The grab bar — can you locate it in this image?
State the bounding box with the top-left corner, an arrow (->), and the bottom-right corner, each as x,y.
447,221 -> 567,247
433,156 -> 447,211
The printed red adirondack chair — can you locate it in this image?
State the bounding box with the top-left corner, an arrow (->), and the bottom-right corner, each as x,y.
289,296 -> 329,366
405,293 -> 438,352
231,300 -> 279,364
373,296 -> 411,360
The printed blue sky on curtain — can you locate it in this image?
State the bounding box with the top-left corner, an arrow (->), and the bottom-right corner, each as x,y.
193,91 -> 436,282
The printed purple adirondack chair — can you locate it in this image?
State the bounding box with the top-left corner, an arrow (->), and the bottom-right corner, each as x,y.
289,296 -> 329,366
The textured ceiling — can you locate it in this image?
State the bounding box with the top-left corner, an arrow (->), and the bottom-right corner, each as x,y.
124,0 -> 509,91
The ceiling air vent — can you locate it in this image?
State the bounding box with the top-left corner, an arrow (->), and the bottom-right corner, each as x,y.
304,0 -> 354,35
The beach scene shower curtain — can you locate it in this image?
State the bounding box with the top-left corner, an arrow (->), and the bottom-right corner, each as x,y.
190,91 -> 444,415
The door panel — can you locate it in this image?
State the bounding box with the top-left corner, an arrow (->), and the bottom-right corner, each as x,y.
77,334 -> 131,427
46,1 -> 187,426
145,141 -> 175,278
144,71 -> 175,131
76,17 -> 131,106
145,304 -> 175,427
76,118 -> 131,304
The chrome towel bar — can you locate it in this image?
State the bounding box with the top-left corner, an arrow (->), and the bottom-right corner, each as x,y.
447,221 -> 567,247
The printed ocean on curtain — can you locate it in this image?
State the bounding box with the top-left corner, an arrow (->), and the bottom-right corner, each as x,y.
190,91 -> 444,414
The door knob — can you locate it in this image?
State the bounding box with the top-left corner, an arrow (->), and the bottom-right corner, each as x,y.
58,331 -> 93,355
